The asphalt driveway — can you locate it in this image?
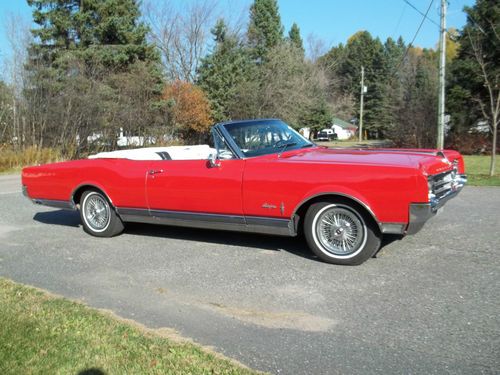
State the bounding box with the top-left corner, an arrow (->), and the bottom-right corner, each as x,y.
0,174 -> 498,374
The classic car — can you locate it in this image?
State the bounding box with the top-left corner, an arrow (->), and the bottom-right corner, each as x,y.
22,119 -> 467,265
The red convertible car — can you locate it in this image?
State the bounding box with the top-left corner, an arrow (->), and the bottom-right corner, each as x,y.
22,119 -> 466,265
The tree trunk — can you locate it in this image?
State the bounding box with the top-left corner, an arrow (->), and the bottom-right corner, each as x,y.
490,118 -> 497,177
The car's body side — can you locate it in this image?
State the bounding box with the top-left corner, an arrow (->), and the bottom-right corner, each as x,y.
22,145 -> 465,238
21,119 -> 467,265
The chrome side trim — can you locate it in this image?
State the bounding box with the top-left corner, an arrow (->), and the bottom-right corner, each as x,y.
32,198 -> 76,210
150,209 -> 246,225
245,216 -> 291,235
116,208 -> 294,237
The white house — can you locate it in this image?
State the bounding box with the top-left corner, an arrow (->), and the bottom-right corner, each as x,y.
331,117 -> 358,140
299,127 -> 311,140
117,128 -> 156,147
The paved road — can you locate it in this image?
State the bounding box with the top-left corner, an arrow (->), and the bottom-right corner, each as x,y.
0,174 -> 21,195
1,175 -> 499,374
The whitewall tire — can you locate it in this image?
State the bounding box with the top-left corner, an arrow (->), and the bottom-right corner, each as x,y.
304,201 -> 381,265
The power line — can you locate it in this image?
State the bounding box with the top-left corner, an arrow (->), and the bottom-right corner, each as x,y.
403,0 -> 441,29
393,0 -> 435,76
392,3 -> 407,39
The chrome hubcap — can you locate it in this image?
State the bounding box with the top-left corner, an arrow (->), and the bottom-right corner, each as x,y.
84,194 -> 110,231
316,207 -> 364,256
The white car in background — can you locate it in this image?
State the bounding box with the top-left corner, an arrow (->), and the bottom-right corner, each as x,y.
316,129 -> 337,141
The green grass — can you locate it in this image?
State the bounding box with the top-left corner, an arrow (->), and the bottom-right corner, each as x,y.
0,278 -> 258,375
463,155 -> 500,186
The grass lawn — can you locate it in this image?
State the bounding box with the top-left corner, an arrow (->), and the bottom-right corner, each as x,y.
0,278 -> 257,375
463,155 -> 500,186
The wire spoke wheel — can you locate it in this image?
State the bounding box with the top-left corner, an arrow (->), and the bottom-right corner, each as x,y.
315,206 -> 365,256
83,192 -> 111,232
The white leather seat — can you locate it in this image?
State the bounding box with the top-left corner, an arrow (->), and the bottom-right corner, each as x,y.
89,145 -> 216,161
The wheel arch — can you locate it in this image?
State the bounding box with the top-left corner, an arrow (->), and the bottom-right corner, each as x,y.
71,183 -> 114,207
292,193 -> 382,234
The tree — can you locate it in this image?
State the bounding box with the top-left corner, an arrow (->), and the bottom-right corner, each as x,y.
247,0 -> 284,62
299,100 -> 332,136
75,0 -> 157,69
27,0 -> 156,70
25,0 -> 162,153
288,23 -> 304,55
144,0 -> 217,82
450,0 -> 499,176
389,48 -> 439,148
320,31 -> 395,137
197,19 -> 254,122
1,13 -> 31,149
162,80 -> 212,141
379,37 -> 406,131
230,42 -> 328,127
0,81 -> 14,144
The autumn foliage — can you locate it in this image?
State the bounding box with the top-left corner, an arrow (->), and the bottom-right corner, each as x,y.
162,80 -> 212,137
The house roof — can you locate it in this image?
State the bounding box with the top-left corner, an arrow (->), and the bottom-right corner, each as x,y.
332,117 -> 358,129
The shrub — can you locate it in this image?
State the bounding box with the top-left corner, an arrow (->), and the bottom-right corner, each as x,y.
0,146 -> 63,172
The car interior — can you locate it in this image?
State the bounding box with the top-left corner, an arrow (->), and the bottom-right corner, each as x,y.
88,145 -> 217,161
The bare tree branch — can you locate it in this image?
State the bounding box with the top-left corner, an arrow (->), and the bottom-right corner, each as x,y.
144,0 -> 219,82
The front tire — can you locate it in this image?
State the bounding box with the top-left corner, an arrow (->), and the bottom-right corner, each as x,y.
304,201 -> 381,265
80,190 -> 124,237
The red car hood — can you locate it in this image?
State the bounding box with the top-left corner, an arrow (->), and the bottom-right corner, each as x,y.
282,147 -> 458,175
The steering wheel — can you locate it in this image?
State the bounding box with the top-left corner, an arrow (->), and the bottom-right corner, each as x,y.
274,139 -> 289,148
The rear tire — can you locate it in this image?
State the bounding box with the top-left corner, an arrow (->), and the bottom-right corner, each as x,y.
80,190 -> 124,237
304,201 -> 381,265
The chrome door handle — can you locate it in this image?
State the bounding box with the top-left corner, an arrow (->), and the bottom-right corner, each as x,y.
148,169 -> 164,175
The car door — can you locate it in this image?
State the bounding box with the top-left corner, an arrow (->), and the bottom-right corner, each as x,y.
146,131 -> 244,216
146,159 -> 244,215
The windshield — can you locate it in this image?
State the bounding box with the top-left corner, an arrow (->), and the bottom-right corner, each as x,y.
222,119 -> 313,157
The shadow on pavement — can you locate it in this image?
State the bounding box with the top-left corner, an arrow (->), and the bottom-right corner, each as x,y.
125,222 -> 316,261
31,210 -> 398,262
33,210 -> 81,227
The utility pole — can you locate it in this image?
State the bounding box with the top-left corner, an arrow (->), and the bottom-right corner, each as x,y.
359,66 -> 365,142
437,0 -> 447,149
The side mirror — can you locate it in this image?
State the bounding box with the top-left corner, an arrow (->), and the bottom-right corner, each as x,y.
208,153 -> 221,168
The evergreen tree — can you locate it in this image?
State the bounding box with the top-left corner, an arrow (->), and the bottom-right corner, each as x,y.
247,0 -> 284,61
27,0 -> 157,71
75,0 -> 157,68
288,23 -> 304,55
299,100 -> 332,135
25,0 -> 162,151
197,19 -> 254,122
447,0 -> 499,174
340,31 -> 386,136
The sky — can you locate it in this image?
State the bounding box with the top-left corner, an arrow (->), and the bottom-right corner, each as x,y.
0,0 -> 475,63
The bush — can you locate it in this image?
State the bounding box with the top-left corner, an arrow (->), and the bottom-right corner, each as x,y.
0,146 -> 63,172
445,132 -> 499,155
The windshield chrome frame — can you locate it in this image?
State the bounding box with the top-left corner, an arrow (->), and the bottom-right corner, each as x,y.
212,125 -> 245,159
